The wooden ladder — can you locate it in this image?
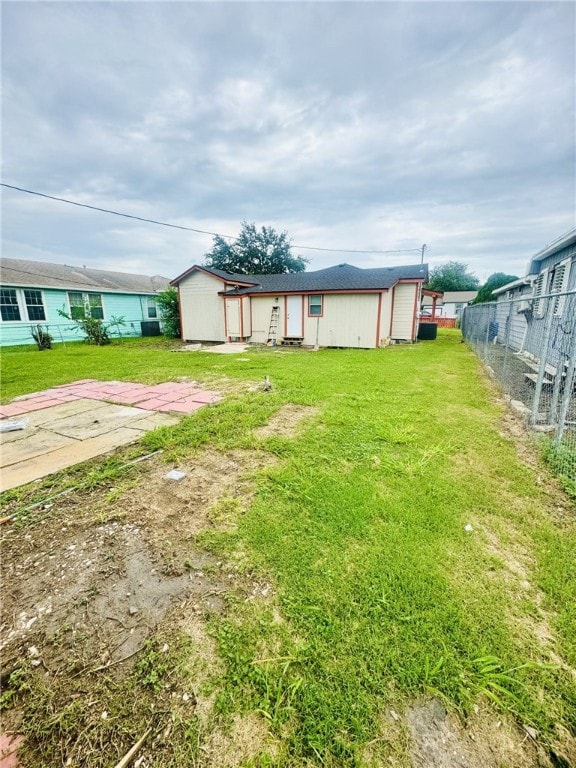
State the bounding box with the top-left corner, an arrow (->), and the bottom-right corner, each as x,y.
267,304 -> 280,345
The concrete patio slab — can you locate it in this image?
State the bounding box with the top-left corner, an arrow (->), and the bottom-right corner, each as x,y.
0,379 -> 223,492
2,430 -> 77,467
43,404 -> 149,440
203,343 -> 247,354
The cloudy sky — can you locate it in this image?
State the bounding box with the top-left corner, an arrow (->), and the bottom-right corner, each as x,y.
2,1 -> 574,282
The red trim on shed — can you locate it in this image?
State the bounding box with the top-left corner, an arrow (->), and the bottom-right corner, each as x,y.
223,296 -> 229,342
177,284 -> 183,340
411,284 -> 419,341
375,292 -> 383,347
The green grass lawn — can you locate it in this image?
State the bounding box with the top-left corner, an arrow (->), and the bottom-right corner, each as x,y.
2,331 -> 575,765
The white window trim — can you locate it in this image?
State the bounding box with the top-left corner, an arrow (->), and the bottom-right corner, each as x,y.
67,291 -> 106,321
0,287 -> 25,322
23,288 -> 47,322
0,287 -> 47,322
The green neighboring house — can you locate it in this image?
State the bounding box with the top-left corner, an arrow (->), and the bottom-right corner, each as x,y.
0,258 -> 170,346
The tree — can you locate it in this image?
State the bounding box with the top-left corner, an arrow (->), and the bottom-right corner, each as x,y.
472,273 -> 519,304
426,262 -> 480,292
204,221 -> 308,275
156,287 -> 180,338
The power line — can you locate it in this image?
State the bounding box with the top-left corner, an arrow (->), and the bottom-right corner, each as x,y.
1,183 -> 423,256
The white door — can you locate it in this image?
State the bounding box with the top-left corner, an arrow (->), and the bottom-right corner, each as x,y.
225,298 -> 242,337
286,295 -> 303,336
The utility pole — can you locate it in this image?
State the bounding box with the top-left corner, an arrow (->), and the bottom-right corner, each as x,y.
420,244 -> 427,264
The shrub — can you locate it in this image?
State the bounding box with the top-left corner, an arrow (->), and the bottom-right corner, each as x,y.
156,287 -> 180,338
30,325 -> 53,350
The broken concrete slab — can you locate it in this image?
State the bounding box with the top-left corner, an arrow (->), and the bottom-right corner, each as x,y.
43,404 -> 149,440
2,430 -> 78,467
1,426 -> 146,492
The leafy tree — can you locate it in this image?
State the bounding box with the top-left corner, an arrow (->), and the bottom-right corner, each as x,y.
426,262 -> 480,292
204,221 -> 308,275
472,273 -> 519,304
156,287 -> 180,338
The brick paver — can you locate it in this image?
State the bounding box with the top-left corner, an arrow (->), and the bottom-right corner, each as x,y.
1,380 -> 222,417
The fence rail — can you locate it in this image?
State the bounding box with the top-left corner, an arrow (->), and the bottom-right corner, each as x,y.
461,289 -> 576,489
419,316 -> 457,328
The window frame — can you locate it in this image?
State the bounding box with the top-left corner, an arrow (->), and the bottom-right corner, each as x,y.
307,294 -> 324,317
146,297 -> 158,319
23,289 -> 46,322
67,291 -> 105,320
0,288 -> 23,322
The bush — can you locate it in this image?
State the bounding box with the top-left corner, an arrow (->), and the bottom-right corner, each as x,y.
30,325 -> 53,350
156,287 -> 180,338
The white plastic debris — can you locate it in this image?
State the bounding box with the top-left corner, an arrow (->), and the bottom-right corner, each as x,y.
464,523 -> 474,532
165,470 -> 186,481
0,418 -> 28,432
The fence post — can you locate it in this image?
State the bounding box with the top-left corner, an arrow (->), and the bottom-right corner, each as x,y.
555,297 -> 576,444
501,301 -> 512,393
530,295 -> 555,426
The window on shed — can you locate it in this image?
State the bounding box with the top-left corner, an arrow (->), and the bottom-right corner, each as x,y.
24,289 -> 46,321
147,297 -> 158,318
0,288 -> 21,321
308,295 -> 323,316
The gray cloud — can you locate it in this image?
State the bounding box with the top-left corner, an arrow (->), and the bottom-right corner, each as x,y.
2,1 -> 574,282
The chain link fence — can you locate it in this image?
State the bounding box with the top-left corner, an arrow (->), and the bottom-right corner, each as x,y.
461,289 -> 576,491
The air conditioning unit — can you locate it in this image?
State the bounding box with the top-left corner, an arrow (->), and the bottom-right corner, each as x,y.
517,300 -> 532,314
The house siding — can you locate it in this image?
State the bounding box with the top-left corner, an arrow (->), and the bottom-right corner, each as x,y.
0,287 -> 157,346
390,283 -> 418,340
179,271 -> 226,342
302,293 -> 380,348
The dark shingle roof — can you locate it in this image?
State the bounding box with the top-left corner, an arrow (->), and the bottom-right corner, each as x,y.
0,258 -> 170,294
175,263 -> 428,294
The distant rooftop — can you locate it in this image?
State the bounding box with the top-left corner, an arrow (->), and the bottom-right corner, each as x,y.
1,257 -> 170,294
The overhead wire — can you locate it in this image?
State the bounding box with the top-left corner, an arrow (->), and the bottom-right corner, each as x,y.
1,183 -> 423,256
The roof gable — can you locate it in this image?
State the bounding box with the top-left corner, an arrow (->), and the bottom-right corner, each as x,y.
173,262 -> 428,293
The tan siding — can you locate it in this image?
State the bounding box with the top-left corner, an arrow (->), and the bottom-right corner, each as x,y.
390,284 -> 417,340
242,297 -> 251,337
303,294 -> 380,348
250,297 -> 284,344
379,290 -> 393,343
178,271 -> 225,341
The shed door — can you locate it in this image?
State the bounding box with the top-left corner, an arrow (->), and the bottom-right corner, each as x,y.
225,298 -> 242,337
286,295 -> 303,337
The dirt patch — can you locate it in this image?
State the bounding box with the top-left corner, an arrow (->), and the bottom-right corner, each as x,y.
407,698 -> 553,768
0,516 -> 226,682
117,448 -> 277,563
201,712 -> 278,767
256,404 -> 319,438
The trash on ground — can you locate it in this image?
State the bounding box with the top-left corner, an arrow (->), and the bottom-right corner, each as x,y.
464,523 -> 474,532
165,470 -> 186,481
0,419 -> 29,432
